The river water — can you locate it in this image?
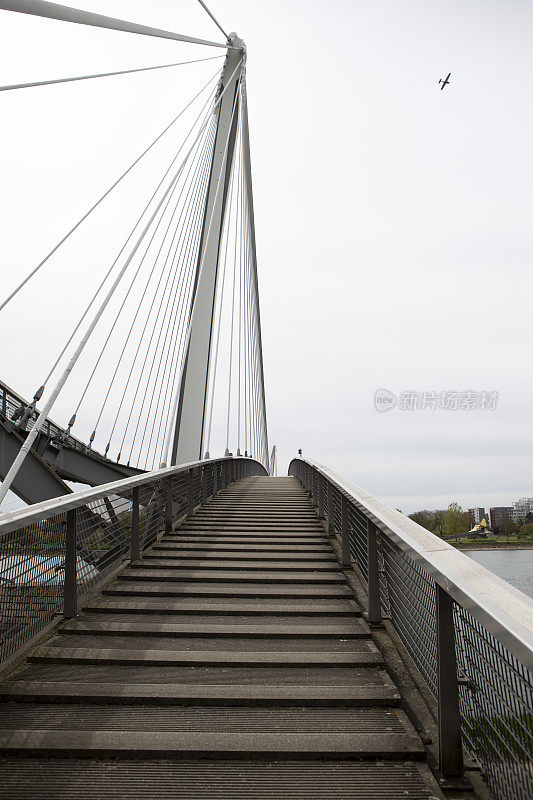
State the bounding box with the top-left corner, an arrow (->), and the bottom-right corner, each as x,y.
464,549 -> 533,599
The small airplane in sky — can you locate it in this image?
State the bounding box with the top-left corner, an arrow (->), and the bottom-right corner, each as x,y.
438,73 -> 451,90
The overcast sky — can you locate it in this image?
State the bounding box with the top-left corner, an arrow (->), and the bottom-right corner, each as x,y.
1,0 -> 532,513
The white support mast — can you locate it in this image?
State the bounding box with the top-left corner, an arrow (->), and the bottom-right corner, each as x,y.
171,35 -> 245,465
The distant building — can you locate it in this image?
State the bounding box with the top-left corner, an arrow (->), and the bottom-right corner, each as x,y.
468,507 -> 486,527
512,498 -> 533,522
489,507 -> 513,533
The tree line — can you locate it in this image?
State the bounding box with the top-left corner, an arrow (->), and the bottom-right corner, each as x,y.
408,503 -> 533,540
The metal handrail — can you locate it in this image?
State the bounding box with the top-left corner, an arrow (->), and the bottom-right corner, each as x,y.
0,456 -> 264,537
290,456 -> 533,799
290,457 -> 533,669
0,379 -> 111,462
0,455 -> 267,668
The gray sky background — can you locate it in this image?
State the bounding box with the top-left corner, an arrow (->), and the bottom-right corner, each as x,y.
1,0 -> 532,513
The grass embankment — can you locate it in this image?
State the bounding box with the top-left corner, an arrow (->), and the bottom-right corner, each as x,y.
448,536 -> 533,550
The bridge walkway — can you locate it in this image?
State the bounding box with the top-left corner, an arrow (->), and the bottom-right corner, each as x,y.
0,476 -> 444,799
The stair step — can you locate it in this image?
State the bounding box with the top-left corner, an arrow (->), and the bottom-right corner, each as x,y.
50,634 -> 379,653
0,680 -> 400,706
153,546 -> 337,560
177,523 -> 326,541
30,647 -> 381,667
60,618 -> 372,638
0,704 -> 414,733
127,566 -> 345,583
0,758 -> 443,800
0,729 -> 423,759
89,596 -> 359,616
137,557 -> 338,570
180,526 -> 325,532
115,576 -> 351,597
165,536 -> 328,545
157,543 -> 333,553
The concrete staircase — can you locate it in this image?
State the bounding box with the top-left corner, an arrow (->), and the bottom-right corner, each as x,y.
0,476 -> 444,799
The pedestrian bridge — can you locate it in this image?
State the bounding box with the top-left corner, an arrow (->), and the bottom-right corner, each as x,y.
0,3 -> 531,799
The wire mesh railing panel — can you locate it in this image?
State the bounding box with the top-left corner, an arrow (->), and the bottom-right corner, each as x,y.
376,532 -> 391,617
171,474 -> 188,526
380,536 -> 438,696
205,465 -> 214,497
347,504 -> 369,580
78,492 -> 133,591
455,604 -> 533,800
332,486 -> 342,535
0,514 -> 65,662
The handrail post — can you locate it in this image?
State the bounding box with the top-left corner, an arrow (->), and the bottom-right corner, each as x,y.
187,468 -> 194,516
436,583 -> 464,777
326,481 -> 335,534
340,493 -> 350,567
63,508 -> 77,619
367,520 -> 382,624
165,476 -> 173,534
131,486 -> 140,561
213,462 -> 218,495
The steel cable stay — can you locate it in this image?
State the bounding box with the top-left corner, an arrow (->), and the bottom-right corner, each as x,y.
95,136 -> 211,461
224,123 -> 243,455
39,79 -> 220,403
245,209 -> 255,457
0,67 -> 222,314
107,58 -> 244,463
117,124 -> 216,466
70,132 -> 203,437
243,125 -> 268,465
244,206 -> 260,460
98,124 -> 217,459
248,219 -> 265,464
74,111 -> 216,455
0,69 -> 229,503
159,74 -> 243,468
51,89 -> 218,448
201,117 -> 240,460
151,144 -> 217,469
195,0 -> 229,41
243,197 -> 251,456
130,132 -> 216,468
145,135 -> 216,469
242,80 -> 268,465
237,105 -> 246,456
0,1 -> 230,50
0,55 -> 225,92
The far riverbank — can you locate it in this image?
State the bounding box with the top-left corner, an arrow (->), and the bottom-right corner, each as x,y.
455,542 -> 533,551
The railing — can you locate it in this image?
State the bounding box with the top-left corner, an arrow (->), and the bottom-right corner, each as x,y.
0,379 -> 114,462
0,456 -> 266,666
289,457 -> 533,800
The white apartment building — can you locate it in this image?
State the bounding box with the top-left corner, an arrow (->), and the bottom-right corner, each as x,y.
512,497 -> 533,521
